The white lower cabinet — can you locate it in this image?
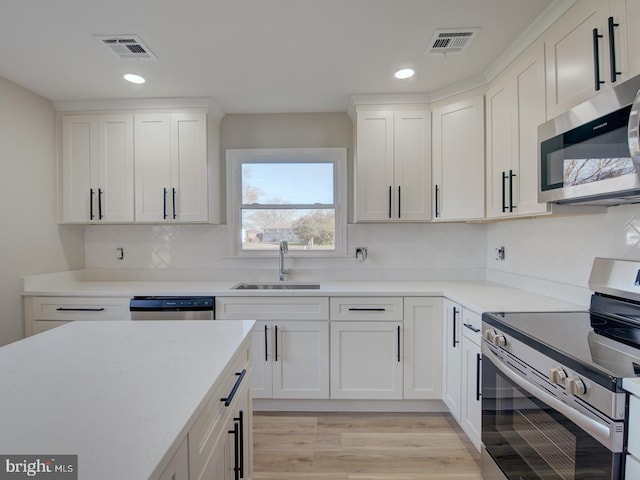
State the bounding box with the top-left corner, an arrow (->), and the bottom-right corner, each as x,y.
460,310 -> 482,452
157,437 -> 188,480
330,320 -> 403,399
216,297 -> 330,399
403,297 -> 443,399
442,299 -> 463,420
329,297 -> 404,400
188,344 -> 252,480
24,296 -> 131,336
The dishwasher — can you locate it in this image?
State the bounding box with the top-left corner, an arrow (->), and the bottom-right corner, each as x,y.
129,296 -> 215,320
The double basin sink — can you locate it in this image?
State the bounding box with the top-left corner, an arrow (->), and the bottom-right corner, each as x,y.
232,282 -> 321,290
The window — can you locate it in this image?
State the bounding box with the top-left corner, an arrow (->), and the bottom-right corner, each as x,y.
226,148 -> 347,255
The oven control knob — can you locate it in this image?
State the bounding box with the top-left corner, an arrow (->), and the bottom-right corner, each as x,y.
483,329 -> 497,342
565,377 -> 587,396
492,334 -> 507,347
548,367 -> 567,385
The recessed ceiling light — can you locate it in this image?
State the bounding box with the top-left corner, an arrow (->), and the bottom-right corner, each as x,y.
123,73 -> 145,84
394,68 -> 415,80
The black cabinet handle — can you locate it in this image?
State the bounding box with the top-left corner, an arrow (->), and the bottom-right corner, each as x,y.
56,307 -> 105,312
453,307 -> 460,347
501,171 -> 508,213
90,188 -> 95,221
274,325 -> 279,362
609,16 -> 621,83
98,188 -> 103,220
509,170 -> 516,212
388,185 -> 392,219
264,324 -> 269,362
228,420 -> 240,480
463,322 -> 481,333
348,307 -> 386,312
397,325 -> 401,362
593,28 -> 605,91
163,188 -> 168,220
172,187 -> 177,220
220,369 -> 247,407
435,184 -> 440,218
236,411 -> 245,478
397,185 -> 401,219
476,353 -> 482,402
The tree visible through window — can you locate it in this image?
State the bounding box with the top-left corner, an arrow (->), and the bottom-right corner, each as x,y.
227,148 -> 346,255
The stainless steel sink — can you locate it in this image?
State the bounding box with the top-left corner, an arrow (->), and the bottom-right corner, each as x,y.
232,282 -> 321,290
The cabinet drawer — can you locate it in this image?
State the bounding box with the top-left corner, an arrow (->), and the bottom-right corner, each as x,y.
216,297 -> 329,320
461,309 -> 481,344
189,344 -> 250,478
30,297 -> 130,321
627,452 -> 640,480
330,297 -> 403,321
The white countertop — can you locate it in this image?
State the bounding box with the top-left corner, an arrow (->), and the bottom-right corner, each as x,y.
624,378 -> 640,396
0,320 -> 254,480
22,272 -> 585,313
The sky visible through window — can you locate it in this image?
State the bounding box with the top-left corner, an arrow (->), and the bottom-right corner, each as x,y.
242,163 -> 334,205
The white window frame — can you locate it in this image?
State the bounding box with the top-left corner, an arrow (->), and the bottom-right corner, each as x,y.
226,147 -> 347,257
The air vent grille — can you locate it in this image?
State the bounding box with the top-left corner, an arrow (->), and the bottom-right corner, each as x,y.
426,29 -> 480,55
95,35 -> 156,60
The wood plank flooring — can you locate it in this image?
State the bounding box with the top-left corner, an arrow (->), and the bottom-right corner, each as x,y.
253,412 -> 482,479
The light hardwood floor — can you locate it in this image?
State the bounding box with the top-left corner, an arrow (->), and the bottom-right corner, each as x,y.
253,412 -> 482,479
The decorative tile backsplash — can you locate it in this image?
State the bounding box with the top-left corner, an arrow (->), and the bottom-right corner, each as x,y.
84,222 -> 488,281
84,204 -> 640,303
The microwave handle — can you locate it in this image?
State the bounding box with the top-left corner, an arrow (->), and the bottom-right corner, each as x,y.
628,88 -> 640,164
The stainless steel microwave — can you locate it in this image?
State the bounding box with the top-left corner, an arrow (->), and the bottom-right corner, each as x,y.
538,74 -> 640,206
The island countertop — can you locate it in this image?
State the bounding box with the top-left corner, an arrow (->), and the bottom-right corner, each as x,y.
0,320 -> 254,480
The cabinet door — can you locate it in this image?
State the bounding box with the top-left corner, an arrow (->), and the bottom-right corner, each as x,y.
432,95 -> 485,221
272,321 -> 329,399
544,0 -> 610,119
613,0 -> 640,82
61,115 -> 97,222
250,321 -> 273,399
354,109 -> 394,221
98,114 -> 134,222
403,297 -> 442,399
170,113 -> 208,222
513,43 -> 549,216
461,309 -> 482,452
157,437 -> 188,480
134,113 -> 172,222
393,110 -> 431,221
442,299 -> 462,420
485,78 -> 515,219
330,321 -> 403,399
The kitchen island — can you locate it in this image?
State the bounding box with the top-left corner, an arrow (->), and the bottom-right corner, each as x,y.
0,320 -> 254,480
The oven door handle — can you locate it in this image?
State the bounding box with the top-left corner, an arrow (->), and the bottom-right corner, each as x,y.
485,348 -> 613,446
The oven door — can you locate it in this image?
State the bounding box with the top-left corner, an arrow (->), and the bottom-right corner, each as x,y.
481,345 -> 623,480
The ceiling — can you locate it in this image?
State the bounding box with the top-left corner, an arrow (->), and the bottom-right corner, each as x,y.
0,0 -> 559,114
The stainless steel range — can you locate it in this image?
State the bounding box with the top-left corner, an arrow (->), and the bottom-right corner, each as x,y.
481,257 -> 640,480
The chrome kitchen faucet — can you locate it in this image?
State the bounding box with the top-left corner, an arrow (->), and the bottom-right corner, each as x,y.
279,240 -> 290,281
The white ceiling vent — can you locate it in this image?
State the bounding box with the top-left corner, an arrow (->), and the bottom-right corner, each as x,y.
95,35 -> 156,60
425,29 -> 480,56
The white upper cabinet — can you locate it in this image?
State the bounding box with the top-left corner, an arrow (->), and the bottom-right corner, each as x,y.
61,114 -> 134,223
486,41 -> 549,219
544,0 -> 639,120
432,95 -> 485,221
134,112 -> 208,223
354,106 -> 431,222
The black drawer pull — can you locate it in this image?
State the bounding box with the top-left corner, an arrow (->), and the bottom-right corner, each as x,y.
220,369 -> 247,407
348,308 -> 386,312
463,322 -> 481,333
56,307 -> 105,312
